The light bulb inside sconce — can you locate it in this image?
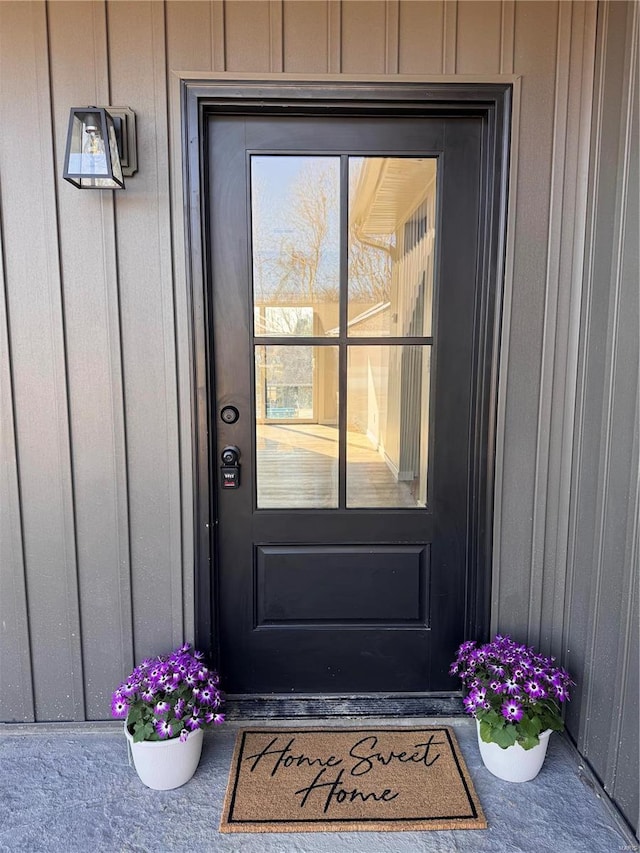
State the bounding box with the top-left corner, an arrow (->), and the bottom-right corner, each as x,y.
81,124 -> 108,175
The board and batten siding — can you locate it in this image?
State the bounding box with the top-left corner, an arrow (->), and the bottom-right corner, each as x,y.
0,0 -> 637,835
565,0 -> 639,831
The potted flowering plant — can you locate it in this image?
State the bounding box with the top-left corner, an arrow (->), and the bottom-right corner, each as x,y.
111,644 -> 224,789
450,634 -> 574,782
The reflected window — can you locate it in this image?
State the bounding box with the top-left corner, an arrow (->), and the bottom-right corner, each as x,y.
348,158 -> 437,338
251,156 -> 340,337
255,346 -> 339,508
347,346 -> 430,508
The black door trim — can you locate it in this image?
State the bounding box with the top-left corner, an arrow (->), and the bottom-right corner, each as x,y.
182,81 -> 511,709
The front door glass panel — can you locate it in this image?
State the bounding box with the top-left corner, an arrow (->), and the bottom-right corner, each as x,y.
255,345 -> 339,508
347,345 -> 430,508
251,155 -> 437,510
251,156 -> 340,337
348,157 -> 436,337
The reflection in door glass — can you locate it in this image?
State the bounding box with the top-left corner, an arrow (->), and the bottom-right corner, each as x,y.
348,158 -> 437,337
347,346 -> 430,508
251,156 -> 340,337
255,345 -> 339,508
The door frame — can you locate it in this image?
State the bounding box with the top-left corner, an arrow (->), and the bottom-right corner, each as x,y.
181,80 -> 511,713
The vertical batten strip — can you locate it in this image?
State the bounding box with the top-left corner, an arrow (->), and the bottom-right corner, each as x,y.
328,0 -> 342,73
527,0 -> 567,650
547,1 -> 597,658
0,186 -> 35,722
442,0 -> 457,74
269,1 -> 284,72
567,0 -> 609,754
601,1 -> 638,796
385,0 -> 399,75
31,1 -> 84,719
212,0 -> 226,71
98,0 -> 135,684
151,0 -> 185,651
581,5 -> 619,758
500,0 -> 515,75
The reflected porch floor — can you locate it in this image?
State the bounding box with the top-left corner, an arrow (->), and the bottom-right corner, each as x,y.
0,717 -> 634,853
257,423 -> 419,508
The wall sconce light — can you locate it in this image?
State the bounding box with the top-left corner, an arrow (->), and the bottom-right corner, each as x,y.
63,106 -> 137,189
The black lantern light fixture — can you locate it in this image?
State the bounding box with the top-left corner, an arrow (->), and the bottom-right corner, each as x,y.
63,106 -> 137,189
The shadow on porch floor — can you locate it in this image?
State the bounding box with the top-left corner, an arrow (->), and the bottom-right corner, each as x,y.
0,717 -> 634,853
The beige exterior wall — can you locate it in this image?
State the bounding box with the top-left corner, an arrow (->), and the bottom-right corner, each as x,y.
0,0 -> 593,714
1,0 -> 637,835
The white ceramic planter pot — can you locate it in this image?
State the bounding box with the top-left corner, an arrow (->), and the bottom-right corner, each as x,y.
476,720 -> 552,782
125,725 -> 204,790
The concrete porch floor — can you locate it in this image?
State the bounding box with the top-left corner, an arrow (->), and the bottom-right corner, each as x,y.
0,717 -> 635,853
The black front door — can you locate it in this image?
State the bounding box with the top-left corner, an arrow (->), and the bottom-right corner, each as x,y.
208,112 -> 485,695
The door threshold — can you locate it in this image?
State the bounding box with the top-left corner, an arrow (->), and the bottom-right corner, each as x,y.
225,693 -> 464,720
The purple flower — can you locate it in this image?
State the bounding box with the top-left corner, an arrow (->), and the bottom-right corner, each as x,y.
154,719 -> 173,739
111,697 -> 128,718
501,700 -> 524,722
463,695 -> 478,715
524,679 -> 546,699
504,677 -> 520,695
200,687 -> 213,705
470,686 -> 486,704
174,698 -> 186,719
186,716 -> 202,732
154,700 -> 170,716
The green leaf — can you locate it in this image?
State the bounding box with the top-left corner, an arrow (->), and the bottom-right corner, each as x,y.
489,724 -> 518,749
127,705 -> 143,723
483,710 -> 503,728
132,725 -> 147,743
518,734 -> 540,751
517,715 -> 541,738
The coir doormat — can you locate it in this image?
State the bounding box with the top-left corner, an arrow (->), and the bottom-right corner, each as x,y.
220,727 -> 486,833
